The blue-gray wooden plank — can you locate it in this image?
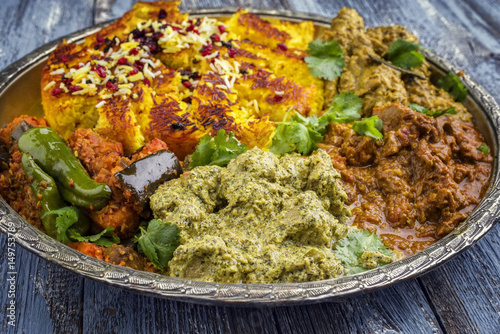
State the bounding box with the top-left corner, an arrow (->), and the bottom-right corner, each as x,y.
0,0 -> 499,333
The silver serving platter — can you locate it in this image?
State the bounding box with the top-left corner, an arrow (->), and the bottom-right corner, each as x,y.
0,8 -> 499,307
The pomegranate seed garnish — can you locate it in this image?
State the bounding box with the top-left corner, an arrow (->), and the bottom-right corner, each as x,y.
69,85 -> 82,92
129,69 -> 138,75
158,9 -> 167,19
192,29 -> 199,35
171,26 -> 181,31
277,43 -> 288,51
228,48 -> 237,58
129,48 -> 139,55
143,78 -> 151,86
60,54 -> 68,63
51,87 -> 63,96
117,57 -> 128,65
218,25 -> 226,34
211,34 -> 220,42
182,81 -> 192,88
96,65 -> 107,78
257,71 -> 263,76
186,25 -> 194,32
73,64 -> 82,70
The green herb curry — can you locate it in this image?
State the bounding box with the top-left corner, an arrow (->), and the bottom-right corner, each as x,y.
151,148 -> 352,283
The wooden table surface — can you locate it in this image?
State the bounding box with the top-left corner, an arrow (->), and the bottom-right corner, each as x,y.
1,0 -> 499,333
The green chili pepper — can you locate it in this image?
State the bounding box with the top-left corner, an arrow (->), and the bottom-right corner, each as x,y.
21,153 -> 90,238
18,127 -> 111,210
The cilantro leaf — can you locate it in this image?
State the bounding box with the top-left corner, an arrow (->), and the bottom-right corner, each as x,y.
43,206 -> 120,246
42,206 -> 80,244
436,72 -> 468,102
305,40 -> 345,81
190,129 -> 248,168
270,113 -> 321,156
477,143 -> 490,155
137,219 -> 180,271
67,227 -> 120,247
351,116 -> 384,140
334,229 -> 394,274
387,39 -> 424,69
270,93 -> 363,156
320,92 -> 363,124
409,103 -> 458,118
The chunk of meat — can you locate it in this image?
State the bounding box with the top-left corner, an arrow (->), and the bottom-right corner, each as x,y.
321,103 -> 492,255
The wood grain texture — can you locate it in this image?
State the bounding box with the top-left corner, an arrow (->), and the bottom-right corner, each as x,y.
0,0 -> 499,333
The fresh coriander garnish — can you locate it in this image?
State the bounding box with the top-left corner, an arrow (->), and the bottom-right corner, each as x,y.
477,143 -> 490,155
305,40 -> 345,81
43,206 -> 119,246
409,103 -> 458,118
136,219 -> 180,271
190,129 -> 248,168
67,227 -> 119,247
321,92 -> 363,124
269,92 -> 363,156
351,116 -> 384,140
436,72 -> 468,102
386,39 -> 424,69
334,229 -> 394,274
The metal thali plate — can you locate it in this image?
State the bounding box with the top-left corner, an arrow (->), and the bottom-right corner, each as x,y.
0,8 -> 499,306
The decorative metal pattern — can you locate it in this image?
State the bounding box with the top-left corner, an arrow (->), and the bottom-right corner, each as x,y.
0,9 -> 498,306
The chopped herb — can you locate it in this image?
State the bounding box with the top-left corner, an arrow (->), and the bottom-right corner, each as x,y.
136,219 -> 180,271
270,110 -> 323,156
386,39 -> 424,69
334,229 -> 394,274
305,40 -> 345,81
409,103 -> 458,118
477,143 -> 490,155
352,116 -> 384,140
436,72 -> 468,102
190,129 -> 248,168
321,92 -> 363,124
67,227 -> 119,247
43,206 -> 119,246
270,92 -> 363,156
